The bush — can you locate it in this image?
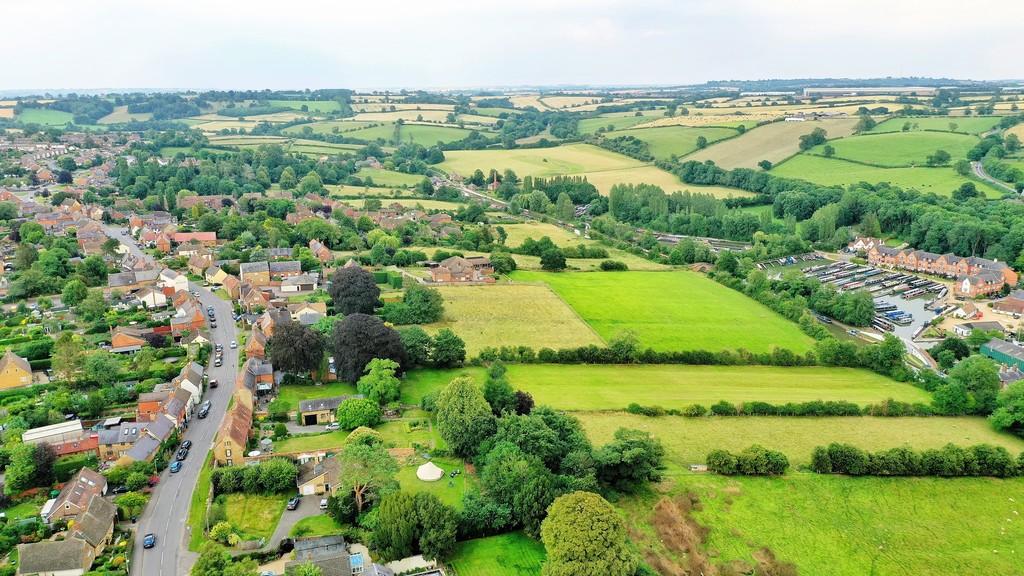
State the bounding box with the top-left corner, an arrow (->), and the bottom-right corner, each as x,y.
707,445 -> 788,476
813,443 -> 1021,477
625,403 -> 665,417
706,449 -> 737,474
710,400 -> 738,416
598,260 -> 628,271
335,398 -> 382,430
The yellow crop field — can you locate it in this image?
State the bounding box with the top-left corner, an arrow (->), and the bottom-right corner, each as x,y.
439,143 -> 643,178
0,109 -> 14,119
1007,124 -> 1024,140
686,118 -> 860,169
97,105 -> 153,124
538,95 -> 600,109
508,94 -> 551,110
641,113 -> 780,128
0,100 -> 17,107
351,102 -> 455,113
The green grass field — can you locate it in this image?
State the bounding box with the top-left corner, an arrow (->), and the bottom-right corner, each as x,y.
396,124 -> 475,145
870,115 -> 1002,135
629,474 -> 1024,576
401,364 -> 927,410
609,125 -> 739,160
16,108 -> 74,126
222,493 -> 288,540
809,131 -> 979,167
439,143 -> 643,178
276,381 -> 357,412
580,413 -> 1024,467
578,115 -> 655,134
395,456 -> 470,509
357,167 -> 425,187
267,99 -> 341,113
686,118 -> 860,169
772,154 -> 1003,197
512,270 -> 815,353
449,532 -> 546,576
327,184 -> 413,197
188,453 -> 215,551
423,284 -> 604,356
283,120 -> 375,135
290,514 -> 344,537
499,222 -> 584,247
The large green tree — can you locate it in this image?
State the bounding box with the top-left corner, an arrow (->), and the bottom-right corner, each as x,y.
332,314 -> 407,382
356,358 -> 401,405
540,491 -> 638,576
336,441 -> 398,514
328,266 -> 380,315
435,377 -> 495,457
268,322 -> 325,375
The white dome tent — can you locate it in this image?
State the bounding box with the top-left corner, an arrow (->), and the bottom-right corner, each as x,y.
416,461 -> 444,482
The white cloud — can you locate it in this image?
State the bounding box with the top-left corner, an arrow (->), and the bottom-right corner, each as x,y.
3,0 -> 1021,90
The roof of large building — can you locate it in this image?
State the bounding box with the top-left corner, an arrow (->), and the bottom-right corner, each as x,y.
983,337 -> 1024,361
22,419 -> 83,444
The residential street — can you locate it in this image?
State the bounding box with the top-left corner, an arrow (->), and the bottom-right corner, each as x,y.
101,225 -> 241,576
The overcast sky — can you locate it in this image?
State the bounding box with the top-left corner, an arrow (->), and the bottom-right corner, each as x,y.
7,0 -> 1022,91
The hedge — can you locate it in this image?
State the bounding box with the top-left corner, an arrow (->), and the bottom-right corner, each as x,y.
706,445 -> 790,476
623,398 -> 932,418
372,271 -> 389,284
811,443 -> 1022,477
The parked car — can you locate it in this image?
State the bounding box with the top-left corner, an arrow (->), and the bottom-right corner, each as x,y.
287,496 -> 301,510
210,322 -> 217,329
143,533 -> 156,549
319,498 -> 328,511
111,485 -> 129,495
208,379 -> 218,389
181,440 -> 193,450
214,359 -> 222,367
169,461 -> 182,473
175,448 -> 189,461
325,422 -> 340,431
198,401 -> 212,419
230,340 -> 237,349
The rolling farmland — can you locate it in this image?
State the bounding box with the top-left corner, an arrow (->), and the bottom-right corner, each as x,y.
808,131 -> 979,167
686,118 -> 860,169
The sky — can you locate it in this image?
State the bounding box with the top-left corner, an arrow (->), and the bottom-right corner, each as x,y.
6,0 -> 1023,91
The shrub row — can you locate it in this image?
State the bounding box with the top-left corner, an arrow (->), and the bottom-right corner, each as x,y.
474,344 -> 817,367
707,445 -> 789,476
811,443 -> 1024,478
625,398 -> 933,418
210,458 -> 298,495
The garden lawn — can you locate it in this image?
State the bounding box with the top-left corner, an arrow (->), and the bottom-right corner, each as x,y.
222,493 -> 289,540
449,532 -> 546,576
513,270 -> 814,353
375,419 -> 444,450
276,382 -> 357,412
400,364 -> 926,410
808,131 -> 979,167
772,154 -> 1003,198
290,514 -> 344,537
395,456 -> 471,509
1,499 -> 42,521
422,284 -> 604,356
580,413 -> 1024,468
274,430 -> 349,453
621,474 -> 1024,576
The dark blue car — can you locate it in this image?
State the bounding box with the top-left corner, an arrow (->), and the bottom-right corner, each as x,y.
143,533 -> 156,548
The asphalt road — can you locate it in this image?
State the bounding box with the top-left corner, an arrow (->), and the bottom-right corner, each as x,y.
100,225 -> 241,576
972,160 -> 1017,194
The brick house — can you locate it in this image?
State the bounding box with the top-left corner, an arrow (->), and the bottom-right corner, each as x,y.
429,256 -> 494,283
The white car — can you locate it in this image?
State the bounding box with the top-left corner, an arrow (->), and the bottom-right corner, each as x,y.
230,341 -> 237,349
319,498 -> 328,510
325,422 -> 340,431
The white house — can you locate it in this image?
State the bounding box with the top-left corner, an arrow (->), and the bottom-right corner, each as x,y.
157,268 -> 188,293
281,273 -> 319,293
134,286 -> 168,309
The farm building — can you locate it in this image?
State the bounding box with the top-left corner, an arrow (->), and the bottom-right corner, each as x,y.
980,338 -> 1024,372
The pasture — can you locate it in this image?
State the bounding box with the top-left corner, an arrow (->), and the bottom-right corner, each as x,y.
449,532 -> 546,576
356,168 -> 425,187
630,474 -> 1024,576
499,222 -> 583,247
456,114 -> 500,125
423,248 -> 670,273
871,115 -> 1002,135
16,108 -> 74,126
439,143 -> 643,178
686,118 -> 860,169
578,114 -> 655,134
772,155 -> 1003,197
353,109 -> 453,123
394,123 -> 475,145
282,120 -> 376,135
609,125 -> 739,160
422,284 -> 604,356
580,413 -> 1024,467
576,165 -> 708,196
267,99 -> 341,113
512,270 -> 815,353
808,131 -> 979,167
401,364 -> 927,411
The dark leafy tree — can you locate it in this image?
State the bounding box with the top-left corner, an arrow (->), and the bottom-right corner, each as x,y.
328,266 -> 380,315
332,314 -> 407,382
268,322 -> 325,375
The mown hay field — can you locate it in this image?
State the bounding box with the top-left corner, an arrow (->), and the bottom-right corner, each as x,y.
511,270 -> 815,353
356,167 -> 425,187
580,413 -> 1024,467
402,364 -> 927,411
97,105 -> 152,124
267,99 -> 341,113
439,143 -> 643,177
685,118 -> 860,169
353,109 -> 453,122
282,120 -> 376,135
609,125 -> 740,160
422,284 -> 604,356
772,154 -> 1003,197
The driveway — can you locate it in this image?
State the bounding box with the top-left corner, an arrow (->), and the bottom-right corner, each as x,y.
104,224 -> 242,576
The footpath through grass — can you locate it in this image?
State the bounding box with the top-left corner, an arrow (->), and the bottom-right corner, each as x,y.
401,364 -> 926,411
449,531 -> 546,576
512,270 -> 815,354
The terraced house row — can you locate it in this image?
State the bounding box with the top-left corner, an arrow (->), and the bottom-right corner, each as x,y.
867,245 -> 1018,298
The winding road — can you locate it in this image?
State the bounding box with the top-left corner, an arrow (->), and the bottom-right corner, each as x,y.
101,225 -> 240,576
972,161 -> 1017,194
